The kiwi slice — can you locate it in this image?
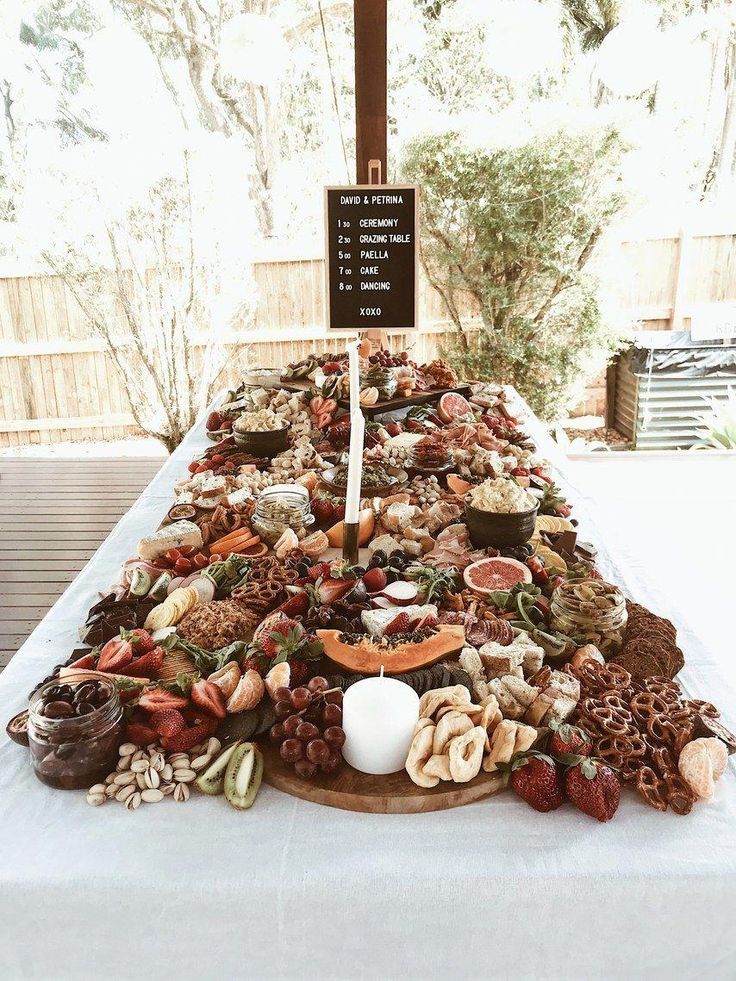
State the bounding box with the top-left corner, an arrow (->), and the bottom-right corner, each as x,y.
195,740 -> 241,796
224,742 -> 263,811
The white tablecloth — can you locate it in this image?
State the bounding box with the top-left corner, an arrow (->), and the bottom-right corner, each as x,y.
1,396 -> 735,981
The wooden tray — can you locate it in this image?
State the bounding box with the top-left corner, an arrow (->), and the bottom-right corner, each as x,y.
279,380 -> 471,420
261,742 -> 505,814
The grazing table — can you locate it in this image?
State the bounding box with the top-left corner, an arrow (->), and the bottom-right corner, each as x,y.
0,393 -> 734,981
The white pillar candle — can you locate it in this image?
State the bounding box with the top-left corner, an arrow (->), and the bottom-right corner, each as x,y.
342,674 -> 420,775
343,407 -> 365,524
347,338 -> 361,416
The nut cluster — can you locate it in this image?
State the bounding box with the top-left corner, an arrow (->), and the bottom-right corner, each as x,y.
85,737 -> 223,810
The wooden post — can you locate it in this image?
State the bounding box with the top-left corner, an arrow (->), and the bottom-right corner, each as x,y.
670,225 -> 691,330
354,0 -> 387,186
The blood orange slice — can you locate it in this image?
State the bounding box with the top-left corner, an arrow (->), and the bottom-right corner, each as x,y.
463,557 -> 532,595
438,391 -> 473,423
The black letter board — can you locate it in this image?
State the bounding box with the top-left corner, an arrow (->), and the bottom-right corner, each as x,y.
324,185 -> 418,331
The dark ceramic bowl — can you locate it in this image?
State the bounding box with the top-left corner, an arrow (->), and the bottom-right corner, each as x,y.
318,465 -> 407,498
465,500 -> 539,548
233,425 -> 289,457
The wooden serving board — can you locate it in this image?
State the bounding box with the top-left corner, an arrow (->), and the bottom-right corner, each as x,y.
261,742 -> 506,814
279,380 -> 471,420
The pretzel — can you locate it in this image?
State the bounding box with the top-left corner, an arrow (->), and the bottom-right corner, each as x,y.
574,660 -> 631,695
590,705 -> 635,737
650,745 -> 676,777
232,580 -> 284,613
646,715 -> 679,746
664,772 -> 695,816
283,549 -> 306,570
601,692 -> 631,715
630,691 -> 669,722
643,677 -> 681,702
635,766 -> 668,812
596,735 -> 635,770
684,699 -> 720,719
528,666 -> 553,689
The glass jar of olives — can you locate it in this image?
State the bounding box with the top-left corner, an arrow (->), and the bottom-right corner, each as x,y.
549,579 -> 628,658
252,490 -> 314,546
27,675 -> 123,789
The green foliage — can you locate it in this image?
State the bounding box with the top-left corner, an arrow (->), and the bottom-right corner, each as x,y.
693,389 -> 736,450
402,122 -> 628,420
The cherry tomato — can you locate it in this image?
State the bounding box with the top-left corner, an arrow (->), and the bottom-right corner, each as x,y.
187,461 -> 199,474
195,463 -> 210,474
210,454 -> 225,465
174,557 -> 193,574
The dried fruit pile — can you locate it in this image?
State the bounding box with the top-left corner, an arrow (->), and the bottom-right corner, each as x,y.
7,364 -> 734,825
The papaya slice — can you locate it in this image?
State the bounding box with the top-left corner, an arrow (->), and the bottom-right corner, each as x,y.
317,624 -> 465,675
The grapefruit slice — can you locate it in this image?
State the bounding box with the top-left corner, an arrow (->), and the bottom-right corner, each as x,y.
463,557 -> 532,595
438,391 -> 473,423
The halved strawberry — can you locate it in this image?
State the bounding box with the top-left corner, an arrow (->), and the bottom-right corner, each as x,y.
124,646 -> 164,678
97,638 -> 134,673
362,567 -> 387,592
138,689 -> 189,714
276,590 -> 310,618
67,651 -> 97,671
316,577 -> 354,605
125,722 -> 159,746
308,562 -> 332,582
120,627 -> 155,654
150,709 -> 185,741
190,679 -> 227,720
383,612 -> 411,636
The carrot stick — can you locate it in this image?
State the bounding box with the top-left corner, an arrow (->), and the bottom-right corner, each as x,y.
209,528 -> 256,553
227,535 -> 260,554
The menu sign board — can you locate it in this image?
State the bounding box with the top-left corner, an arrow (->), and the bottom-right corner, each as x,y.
324,185 -> 418,332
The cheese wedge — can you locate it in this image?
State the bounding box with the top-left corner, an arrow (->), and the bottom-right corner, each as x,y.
137,521 -> 203,561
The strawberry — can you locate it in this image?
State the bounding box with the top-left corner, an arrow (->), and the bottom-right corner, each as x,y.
289,659 -> 311,686
240,655 -> 264,677
548,721 -> 592,758
362,567 -> 388,592
385,421 -> 403,437
190,679 -> 227,720
564,757 -> 620,822
311,498 -> 335,525
67,651 -> 97,671
276,591 -> 310,618
322,361 -> 341,375
383,612 -> 411,636
316,577 -> 354,605
332,503 -> 346,523
138,689 -> 189,714
206,411 -> 223,431
509,752 -> 565,812
97,638 -> 134,673
308,562 -> 332,582
511,466 -> 529,477
150,709 -> 185,741
259,619 -> 307,659
124,645 -> 165,679
162,716 -> 219,753
125,722 -> 159,746
120,628 -> 156,655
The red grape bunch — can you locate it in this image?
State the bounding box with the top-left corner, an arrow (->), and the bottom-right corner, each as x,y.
269,676 -> 345,778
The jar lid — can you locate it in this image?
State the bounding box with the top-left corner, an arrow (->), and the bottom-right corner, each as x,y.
260,483 -> 309,500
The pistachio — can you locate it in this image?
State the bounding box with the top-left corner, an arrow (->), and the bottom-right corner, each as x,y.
105,773 -> 117,785
113,771 -> 136,786
150,752 -> 165,773
172,757 -> 193,771
131,749 -> 147,763
115,785 -> 136,803
174,769 -> 196,783
160,782 -> 176,797
119,742 -> 137,757
141,788 -> 164,803
88,783 -> 106,796
161,764 -> 173,782
173,783 -> 190,802
189,754 -> 211,772
125,792 -> 142,811
144,768 -> 160,790
105,784 -> 117,800
136,773 -> 148,790
130,759 -> 150,773
86,793 -> 106,806
206,737 -> 222,756
117,755 -> 132,772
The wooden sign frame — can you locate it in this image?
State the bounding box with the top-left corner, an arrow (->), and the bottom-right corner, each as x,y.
323,184 -> 419,336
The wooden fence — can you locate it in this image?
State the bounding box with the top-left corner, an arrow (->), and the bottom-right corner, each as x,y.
1,226 -> 735,445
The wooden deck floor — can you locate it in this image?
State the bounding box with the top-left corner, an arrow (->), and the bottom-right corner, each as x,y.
0,457 -> 164,672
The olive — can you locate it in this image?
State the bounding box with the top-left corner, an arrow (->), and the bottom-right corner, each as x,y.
373,550 -> 388,565
43,700 -> 75,719
352,565 -> 366,577
368,555 -> 382,569
296,563 -> 311,578
384,570 -> 398,585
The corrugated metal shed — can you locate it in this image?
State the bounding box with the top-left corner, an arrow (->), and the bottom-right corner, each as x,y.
614,333 -> 736,450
